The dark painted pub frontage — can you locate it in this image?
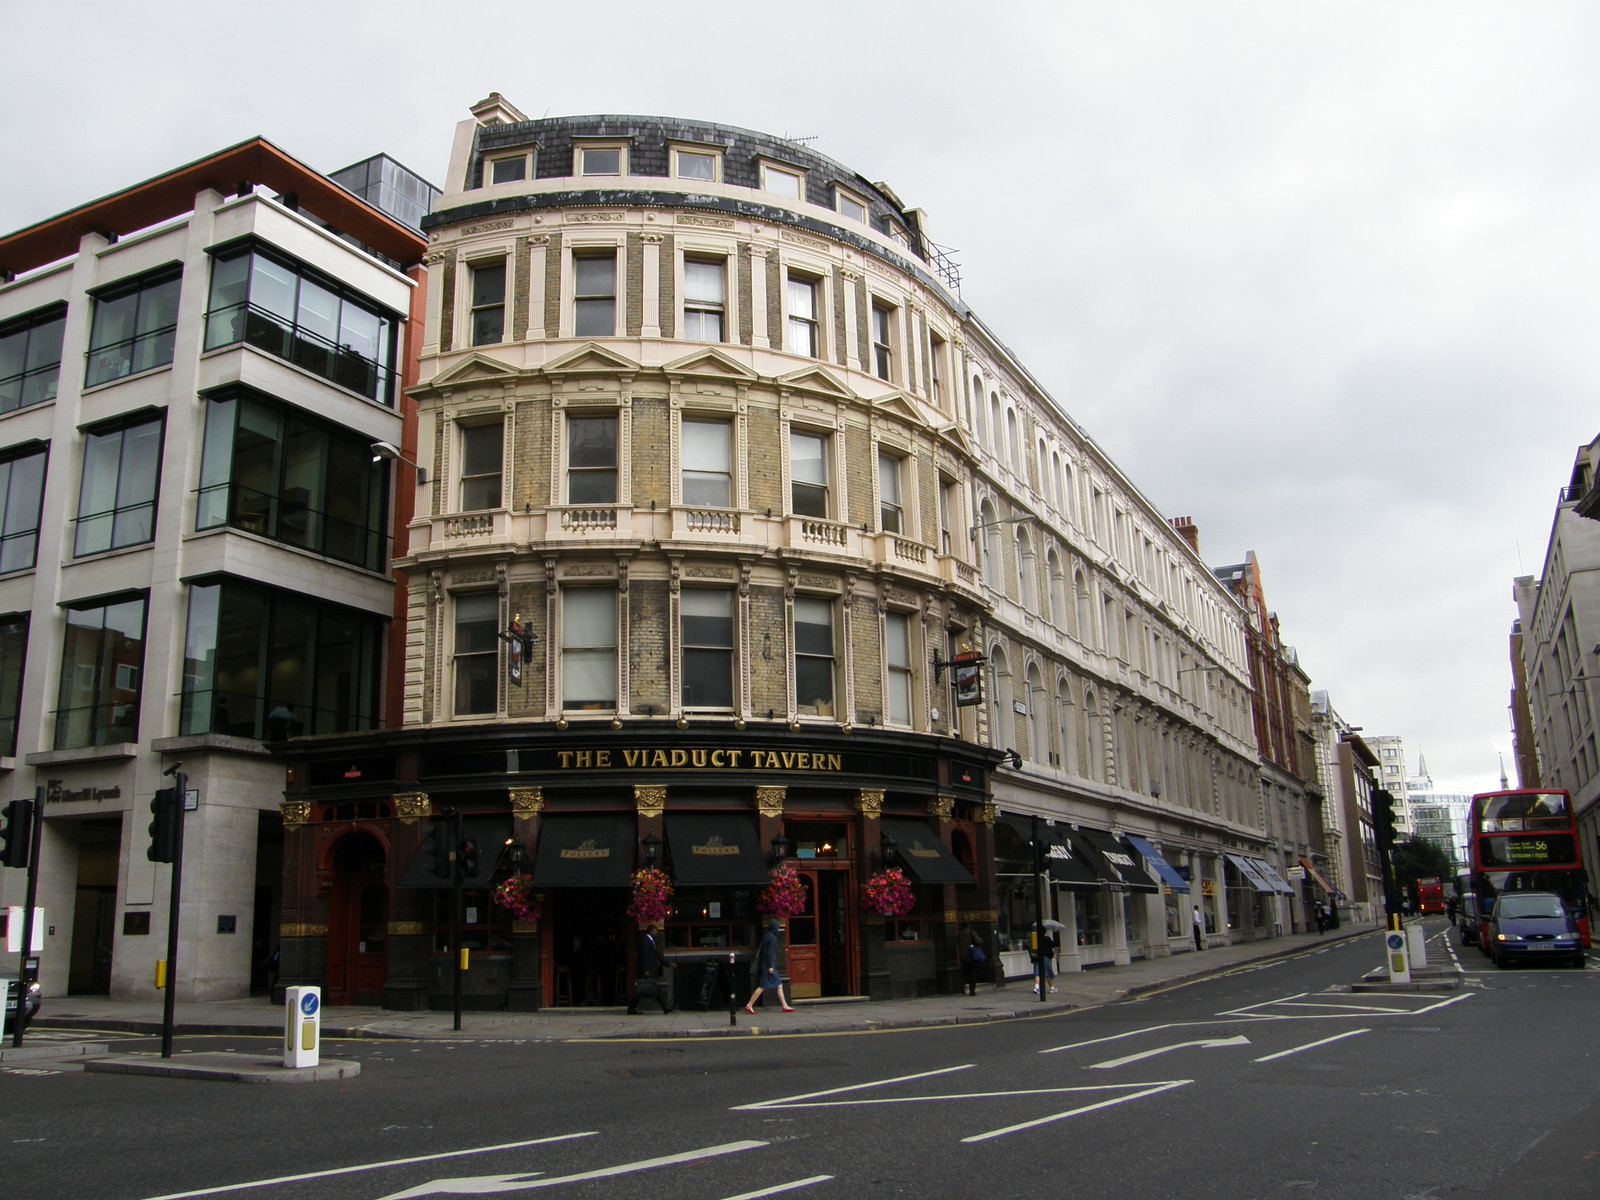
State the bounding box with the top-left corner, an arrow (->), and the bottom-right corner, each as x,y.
276,724 -> 999,1010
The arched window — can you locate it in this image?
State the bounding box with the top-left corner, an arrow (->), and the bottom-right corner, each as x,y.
1057,675 -> 1076,776
1039,440 -> 1053,506
1026,663 -> 1046,765
1015,525 -> 1036,608
989,644 -> 1014,755
1074,569 -> 1093,645
979,498 -> 1001,589
1046,549 -> 1066,629
970,376 -> 985,442
989,392 -> 1002,453
1082,688 -> 1102,783
1006,408 -> 1021,472
1061,459 -> 1076,526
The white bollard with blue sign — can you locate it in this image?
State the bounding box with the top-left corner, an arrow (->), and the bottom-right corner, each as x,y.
283,986 -> 321,1068
1385,928 -> 1411,983
1406,923 -> 1428,968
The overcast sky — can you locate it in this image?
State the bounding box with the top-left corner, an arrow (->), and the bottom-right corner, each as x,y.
5,2 -> 1591,791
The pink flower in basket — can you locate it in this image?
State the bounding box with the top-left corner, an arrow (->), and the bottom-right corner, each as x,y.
627,867 -> 675,926
491,875 -> 542,922
861,868 -> 916,917
758,864 -> 806,918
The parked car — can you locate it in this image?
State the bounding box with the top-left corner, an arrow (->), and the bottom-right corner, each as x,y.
1483,891 -> 1585,968
2,974 -> 41,1031
1458,893 -> 1481,947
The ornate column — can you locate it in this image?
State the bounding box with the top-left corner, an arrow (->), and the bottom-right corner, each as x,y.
506,786 -> 545,1011
381,790 -> 434,1011
856,787 -> 892,999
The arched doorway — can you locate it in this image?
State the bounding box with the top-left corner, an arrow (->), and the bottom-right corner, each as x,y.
326,832 -> 387,1005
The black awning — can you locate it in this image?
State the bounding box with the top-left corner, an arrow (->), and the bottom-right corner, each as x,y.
398,815 -> 511,889
666,813 -> 771,886
1073,827 -> 1158,893
999,814 -> 1100,888
529,813 -> 636,888
881,817 -> 975,886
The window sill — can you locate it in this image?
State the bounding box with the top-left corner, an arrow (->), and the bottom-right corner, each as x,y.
80,362 -> 173,395
27,742 -> 138,767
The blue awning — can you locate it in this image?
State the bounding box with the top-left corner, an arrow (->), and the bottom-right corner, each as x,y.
1249,857 -> 1296,896
1125,835 -> 1189,894
1225,853 -> 1275,893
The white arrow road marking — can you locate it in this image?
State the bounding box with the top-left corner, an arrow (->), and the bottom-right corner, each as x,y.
1254,1028 -> 1370,1062
733,1064 -> 972,1110
136,1133 -> 598,1200
375,1141 -> 768,1199
718,1177 -> 835,1199
1089,1035 -> 1251,1069
962,1080 -> 1193,1143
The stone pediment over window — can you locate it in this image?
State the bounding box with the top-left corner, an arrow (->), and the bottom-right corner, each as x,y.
542,342 -> 641,378
933,422 -> 980,460
870,392 -> 922,424
426,353 -> 523,391
661,347 -> 759,384
773,364 -> 855,402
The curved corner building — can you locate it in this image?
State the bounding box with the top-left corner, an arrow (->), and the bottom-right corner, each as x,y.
279,95 -> 1269,1009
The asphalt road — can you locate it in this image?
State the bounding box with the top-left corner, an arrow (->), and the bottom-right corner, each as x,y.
3,921 -> 1595,1200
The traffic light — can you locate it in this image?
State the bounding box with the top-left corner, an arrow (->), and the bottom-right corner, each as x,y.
147,787 -> 180,863
458,837 -> 479,881
1372,788 -> 1397,848
428,829 -> 452,881
0,798 -> 33,868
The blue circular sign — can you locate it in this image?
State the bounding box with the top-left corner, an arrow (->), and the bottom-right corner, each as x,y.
1386,932 -> 1404,951
300,992 -> 320,1017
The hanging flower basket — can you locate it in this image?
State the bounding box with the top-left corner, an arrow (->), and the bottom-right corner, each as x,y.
758,864 -> 806,918
627,867 -> 675,926
860,868 -> 916,917
491,875 -> 542,923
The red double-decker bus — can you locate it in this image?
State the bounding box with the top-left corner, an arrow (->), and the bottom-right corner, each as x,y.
1414,877 -> 1444,915
1469,789 -> 1591,947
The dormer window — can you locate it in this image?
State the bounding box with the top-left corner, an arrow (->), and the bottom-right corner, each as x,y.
578,144 -> 626,177
836,189 -> 867,223
673,147 -> 720,182
489,155 -> 527,185
760,160 -> 804,201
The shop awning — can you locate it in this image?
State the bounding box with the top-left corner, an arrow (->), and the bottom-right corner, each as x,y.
1298,856 -> 1340,897
1225,853 -> 1275,893
881,817 -> 975,886
1072,828 -> 1159,894
398,815 -> 510,889
1125,835 -> 1190,894
529,813 -> 636,888
1250,857 -> 1296,895
998,815 -> 1100,888
665,813 -> 771,886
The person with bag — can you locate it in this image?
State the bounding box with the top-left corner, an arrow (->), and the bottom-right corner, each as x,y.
743,918 -> 795,1013
958,924 -> 986,996
626,923 -> 672,1014
1031,922 -> 1057,994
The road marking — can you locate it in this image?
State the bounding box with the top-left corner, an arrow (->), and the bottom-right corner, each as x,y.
718,1178 -> 835,1199
1088,1035 -> 1250,1069
375,1142 -> 768,1198
733,1064 -> 971,1110
961,1080 -> 1193,1142
135,1132 -> 598,1200
1253,1028 -> 1370,1062
1042,1023 -> 1187,1053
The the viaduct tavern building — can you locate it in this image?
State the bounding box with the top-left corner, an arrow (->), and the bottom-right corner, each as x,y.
272,96 -> 1279,1011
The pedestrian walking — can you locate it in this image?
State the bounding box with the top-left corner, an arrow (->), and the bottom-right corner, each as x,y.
958,924 -> 986,996
626,923 -> 671,1014
743,918 -> 795,1013
1313,902 -> 1327,935
1446,894 -> 1458,926
1192,904 -> 1205,950
1031,923 -> 1057,994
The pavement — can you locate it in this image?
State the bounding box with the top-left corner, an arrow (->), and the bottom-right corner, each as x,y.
0,922 -> 1396,1082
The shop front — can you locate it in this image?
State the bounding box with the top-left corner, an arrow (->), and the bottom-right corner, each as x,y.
1125,835 -> 1192,955
276,725 -> 997,1009
1224,853 -> 1276,940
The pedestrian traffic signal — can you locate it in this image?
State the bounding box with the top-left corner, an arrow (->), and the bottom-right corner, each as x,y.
0,797 -> 33,868
458,837 -> 479,881
147,787 -> 180,863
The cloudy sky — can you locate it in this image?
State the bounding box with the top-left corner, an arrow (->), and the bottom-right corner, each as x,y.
5,2 -> 1592,790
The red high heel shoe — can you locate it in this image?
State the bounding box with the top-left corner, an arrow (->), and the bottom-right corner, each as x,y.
781,1005 -> 796,1012
742,1004 -> 756,1015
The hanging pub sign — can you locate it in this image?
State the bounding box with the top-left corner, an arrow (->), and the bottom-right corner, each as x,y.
934,652 -> 979,710
501,614 -> 535,688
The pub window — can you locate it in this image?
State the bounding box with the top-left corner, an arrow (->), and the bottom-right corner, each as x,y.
567,413 -> 618,504
793,595 -> 835,717
680,417 -> 731,507
561,587 -> 617,711
681,588 -> 735,710
454,592 -> 500,716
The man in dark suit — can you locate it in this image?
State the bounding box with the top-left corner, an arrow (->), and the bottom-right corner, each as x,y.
626,923 -> 672,1014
